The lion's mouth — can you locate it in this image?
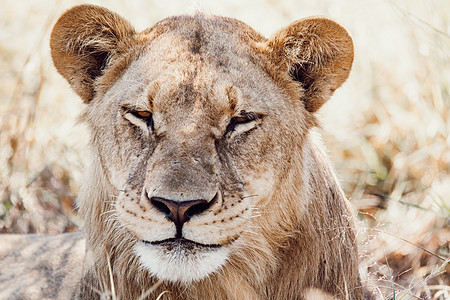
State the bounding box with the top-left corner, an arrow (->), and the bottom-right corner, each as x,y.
142,238 -> 222,250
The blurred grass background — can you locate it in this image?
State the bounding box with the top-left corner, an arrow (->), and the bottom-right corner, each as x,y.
0,0 -> 448,298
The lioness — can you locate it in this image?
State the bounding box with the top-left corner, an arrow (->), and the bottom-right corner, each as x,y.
0,5 -> 364,299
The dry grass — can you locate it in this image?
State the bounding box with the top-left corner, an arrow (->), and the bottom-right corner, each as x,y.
0,0 -> 448,299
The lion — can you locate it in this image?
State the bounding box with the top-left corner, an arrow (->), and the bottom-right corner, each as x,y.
0,4 -> 365,299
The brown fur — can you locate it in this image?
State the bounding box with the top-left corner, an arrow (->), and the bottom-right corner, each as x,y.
1,4 -> 365,300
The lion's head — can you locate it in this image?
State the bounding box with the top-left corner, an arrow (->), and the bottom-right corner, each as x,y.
51,5 -> 360,298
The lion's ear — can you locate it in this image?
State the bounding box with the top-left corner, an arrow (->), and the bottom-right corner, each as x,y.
50,5 -> 136,103
267,17 -> 354,113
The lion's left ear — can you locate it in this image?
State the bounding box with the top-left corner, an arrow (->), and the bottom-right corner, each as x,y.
266,17 -> 354,113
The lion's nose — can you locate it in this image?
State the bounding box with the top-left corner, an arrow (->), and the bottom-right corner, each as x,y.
150,197 -> 213,236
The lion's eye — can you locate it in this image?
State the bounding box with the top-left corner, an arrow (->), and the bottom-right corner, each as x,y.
225,112 -> 260,134
233,116 -> 249,123
123,108 -> 154,131
132,110 -> 152,118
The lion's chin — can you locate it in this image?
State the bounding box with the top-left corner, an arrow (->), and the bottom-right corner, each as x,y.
134,238 -> 230,284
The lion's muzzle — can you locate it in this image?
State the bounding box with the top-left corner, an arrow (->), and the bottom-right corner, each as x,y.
149,193 -> 218,238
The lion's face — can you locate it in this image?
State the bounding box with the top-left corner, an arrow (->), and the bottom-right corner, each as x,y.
85,28 -> 303,282
51,6 -> 353,284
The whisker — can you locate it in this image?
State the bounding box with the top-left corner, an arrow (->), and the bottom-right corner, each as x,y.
105,215 -> 119,224
249,214 -> 262,219
247,225 -> 262,231
104,201 -> 117,205
241,229 -> 259,236
100,209 -> 117,218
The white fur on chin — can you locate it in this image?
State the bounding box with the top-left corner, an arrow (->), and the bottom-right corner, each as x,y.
134,242 -> 229,284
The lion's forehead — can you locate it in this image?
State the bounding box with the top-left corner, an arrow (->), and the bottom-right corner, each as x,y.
118,16 -> 272,100
112,40 -> 279,128
143,13 -> 265,55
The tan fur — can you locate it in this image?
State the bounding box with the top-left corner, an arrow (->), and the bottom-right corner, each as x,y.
1,5 -> 365,299
0,233 -> 85,300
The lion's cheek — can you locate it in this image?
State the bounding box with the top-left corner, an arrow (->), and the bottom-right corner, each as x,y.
242,169 -> 276,204
108,168 -> 129,190
107,146 -> 150,191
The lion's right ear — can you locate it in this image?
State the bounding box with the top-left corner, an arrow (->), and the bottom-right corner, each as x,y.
266,17 -> 354,113
50,5 -> 136,103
